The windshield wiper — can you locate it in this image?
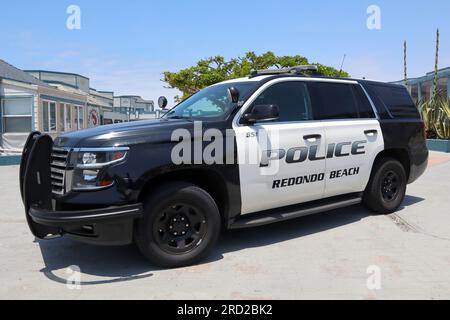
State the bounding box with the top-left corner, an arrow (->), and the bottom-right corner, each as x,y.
166,115 -> 192,120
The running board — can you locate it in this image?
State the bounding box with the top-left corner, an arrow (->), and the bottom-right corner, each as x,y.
230,194 -> 362,229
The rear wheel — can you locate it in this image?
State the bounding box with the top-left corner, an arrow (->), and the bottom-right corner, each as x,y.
135,182 -> 221,268
363,158 -> 407,214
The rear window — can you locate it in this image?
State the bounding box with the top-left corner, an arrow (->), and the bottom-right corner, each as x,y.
307,82 -> 375,120
364,84 -> 420,119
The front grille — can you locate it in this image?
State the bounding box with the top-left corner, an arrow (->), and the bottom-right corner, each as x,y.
50,147 -> 69,195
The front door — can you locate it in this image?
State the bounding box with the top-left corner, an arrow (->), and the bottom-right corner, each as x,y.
234,80 -> 327,215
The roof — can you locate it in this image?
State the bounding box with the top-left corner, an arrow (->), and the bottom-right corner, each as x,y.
24,69 -> 89,80
0,59 -> 51,87
391,67 -> 450,85
218,74 -> 402,88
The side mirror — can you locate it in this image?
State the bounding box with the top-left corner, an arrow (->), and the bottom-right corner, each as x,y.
242,104 -> 280,124
227,87 -> 240,103
158,96 -> 168,109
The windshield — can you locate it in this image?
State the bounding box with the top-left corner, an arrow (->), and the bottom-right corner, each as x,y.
164,82 -> 256,120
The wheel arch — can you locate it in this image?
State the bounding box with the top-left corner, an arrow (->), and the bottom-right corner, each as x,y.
138,167 -> 231,223
372,148 -> 411,180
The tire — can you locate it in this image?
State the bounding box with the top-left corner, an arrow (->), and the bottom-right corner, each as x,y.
363,158 -> 407,214
135,182 -> 221,268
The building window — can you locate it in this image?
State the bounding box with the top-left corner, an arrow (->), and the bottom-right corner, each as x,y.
65,104 -> 73,131
73,105 -> 84,130
42,101 -> 57,132
1,97 -> 33,133
410,84 -> 419,103
420,80 -> 433,101
436,77 -> 448,98
58,103 -> 65,132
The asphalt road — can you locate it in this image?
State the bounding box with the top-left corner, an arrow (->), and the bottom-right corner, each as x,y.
1,151 -> 450,300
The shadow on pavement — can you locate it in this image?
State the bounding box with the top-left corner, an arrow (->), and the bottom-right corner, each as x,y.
38,195 -> 423,285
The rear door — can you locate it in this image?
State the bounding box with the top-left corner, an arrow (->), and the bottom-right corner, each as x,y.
233,80 -> 326,215
307,81 -> 384,198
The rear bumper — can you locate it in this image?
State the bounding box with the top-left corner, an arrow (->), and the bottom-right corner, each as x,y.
408,149 -> 429,184
29,203 -> 143,246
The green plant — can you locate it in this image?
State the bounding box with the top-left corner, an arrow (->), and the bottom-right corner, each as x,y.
163,51 -> 349,101
404,40 -> 408,86
419,92 -> 450,140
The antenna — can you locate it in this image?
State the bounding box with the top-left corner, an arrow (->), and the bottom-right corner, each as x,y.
339,54 -> 347,77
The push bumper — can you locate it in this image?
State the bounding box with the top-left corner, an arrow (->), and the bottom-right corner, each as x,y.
29,203 -> 143,245
29,203 -> 142,227
20,132 -> 143,246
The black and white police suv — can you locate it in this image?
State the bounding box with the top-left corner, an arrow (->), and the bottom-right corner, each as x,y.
20,65 -> 428,267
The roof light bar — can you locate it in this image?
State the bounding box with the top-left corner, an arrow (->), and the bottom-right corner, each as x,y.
249,65 -> 319,78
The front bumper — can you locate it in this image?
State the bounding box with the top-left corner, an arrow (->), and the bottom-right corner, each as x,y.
20,132 -> 143,246
29,203 -> 142,245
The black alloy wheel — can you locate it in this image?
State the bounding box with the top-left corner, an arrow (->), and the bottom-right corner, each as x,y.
154,203 -> 207,254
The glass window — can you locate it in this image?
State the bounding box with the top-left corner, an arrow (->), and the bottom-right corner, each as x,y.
3,98 -> 32,115
164,82 -> 256,120
4,117 -> 32,132
251,81 -> 313,122
420,80 -> 433,101
410,84 -> 419,103
50,102 -> 56,131
352,85 -> 376,118
436,77 -> 448,98
65,104 -> 72,131
73,105 -> 84,130
43,101 -> 49,131
42,101 -> 57,132
368,84 -> 420,119
308,82 -> 372,120
2,97 -> 32,133
59,103 -> 65,132
78,106 -> 84,129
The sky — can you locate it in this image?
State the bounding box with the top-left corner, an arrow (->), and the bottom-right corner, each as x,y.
1,0 -> 450,106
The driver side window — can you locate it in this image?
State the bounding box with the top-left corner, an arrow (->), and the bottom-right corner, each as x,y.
252,81 -> 313,122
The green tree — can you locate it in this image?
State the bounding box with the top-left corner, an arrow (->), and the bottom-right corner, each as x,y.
163,51 -> 349,101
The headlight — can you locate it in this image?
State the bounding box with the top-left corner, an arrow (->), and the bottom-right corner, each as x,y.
76,148 -> 129,168
71,147 -> 129,191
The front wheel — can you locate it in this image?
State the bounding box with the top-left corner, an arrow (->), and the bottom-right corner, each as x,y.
135,182 -> 221,268
363,158 -> 407,214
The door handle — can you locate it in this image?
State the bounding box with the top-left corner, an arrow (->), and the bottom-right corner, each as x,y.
364,129 -> 378,135
303,134 -> 322,141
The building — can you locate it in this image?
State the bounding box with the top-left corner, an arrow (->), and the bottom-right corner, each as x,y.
1,58 -> 158,154
114,95 -> 154,120
0,60 -> 88,152
392,67 -> 450,103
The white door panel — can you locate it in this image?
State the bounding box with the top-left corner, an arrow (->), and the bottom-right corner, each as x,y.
234,122 -> 326,215
323,119 -> 384,198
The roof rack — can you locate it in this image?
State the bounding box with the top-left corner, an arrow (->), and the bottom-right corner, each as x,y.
249,65 -> 319,78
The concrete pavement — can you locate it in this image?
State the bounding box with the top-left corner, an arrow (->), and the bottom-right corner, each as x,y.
1,151 -> 450,299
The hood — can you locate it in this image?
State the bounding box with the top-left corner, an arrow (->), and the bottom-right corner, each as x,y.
54,119 -> 194,148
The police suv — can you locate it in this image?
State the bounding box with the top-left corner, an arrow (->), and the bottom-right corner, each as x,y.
20,66 -> 428,267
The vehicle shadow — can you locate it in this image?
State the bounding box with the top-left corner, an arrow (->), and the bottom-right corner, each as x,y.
38,195 -> 423,285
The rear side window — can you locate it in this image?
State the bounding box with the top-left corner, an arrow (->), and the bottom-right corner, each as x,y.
252,81 -> 313,122
364,84 -> 420,119
307,82 -> 375,120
